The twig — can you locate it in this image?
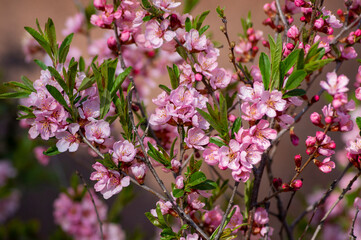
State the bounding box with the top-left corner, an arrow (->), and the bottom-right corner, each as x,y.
214,181 -> 240,240
76,171 -> 104,240
275,0 -> 289,31
292,163 -> 352,230
330,14 -> 361,45
310,170 -> 361,240
350,208 -> 359,240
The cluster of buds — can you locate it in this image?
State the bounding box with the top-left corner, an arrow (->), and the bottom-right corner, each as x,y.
234,27 -> 264,63
263,2 -> 286,32
273,177 -> 303,191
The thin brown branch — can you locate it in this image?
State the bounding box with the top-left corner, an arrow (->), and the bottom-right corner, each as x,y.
76,171 -> 104,240
350,208 -> 359,240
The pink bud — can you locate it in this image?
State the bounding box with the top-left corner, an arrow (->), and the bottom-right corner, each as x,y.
273,178 -> 282,189
300,16 -> 306,22
305,136 -> 316,147
286,43 -> 295,50
195,73 -> 203,81
290,131 -> 299,146
287,26 -> 299,40
306,147 -> 316,155
262,40 -> 270,48
282,183 -> 291,191
107,36 -> 117,51
336,9 -> 343,16
314,18 -> 324,30
310,112 -> 322,126
325,116 -> 333,124
294,154 -> 302,168
316,131 -> 325,142
311,95 -> 320,103
355,29 -> 361,37
228,114 -> 236,122
294,0 -> 305,7
288,17 -> 294,25
291,179 -> 303,190
327,27 -> 334,35
247,28 -> 255,35
94,0 -> 106,10
356,87 -> 361,100
171,159 -> 181,173
175,176 -> 184,189
120,31 -> 131,42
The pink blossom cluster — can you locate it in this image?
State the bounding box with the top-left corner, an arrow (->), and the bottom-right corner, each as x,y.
202,205 -> 243,234
203,119 -> 276,182
54,186 -> 125,240
234,27 -> 264,63
239,81 -> 299,127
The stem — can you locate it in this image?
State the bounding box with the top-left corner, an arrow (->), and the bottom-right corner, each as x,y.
76,171 -> 104,240
275,0 -> 289,32
310,170 -> 361,240
214,181 -> 240,240
330,15 -> 361,45
350,208 -> 359,240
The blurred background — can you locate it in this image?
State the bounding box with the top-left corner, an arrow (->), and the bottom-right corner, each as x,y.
0,0 -> 359,239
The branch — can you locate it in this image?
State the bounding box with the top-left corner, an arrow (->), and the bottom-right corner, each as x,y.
310,170 -> 361,240
350,208 -> 359,240
275,0 -> 289,32
76,171 -> 104,240
330,14 -> 361,45
214,181 -> 240,240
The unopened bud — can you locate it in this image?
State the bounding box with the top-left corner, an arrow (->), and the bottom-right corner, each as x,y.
291,179 -> 303,190
107,36 -> 117,51
220,26 -> 226,32
311,95 -> 320,104
273,178 -> 282,189
294,154 -> 302,169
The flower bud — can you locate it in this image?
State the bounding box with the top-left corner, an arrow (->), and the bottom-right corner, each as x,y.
228,114 -> 236,122
327,27 -> 334,35
300,16 -> 307,22
306,146 -> 316,155
314,18 -> 324,30
107,36 -> 117,51
282,183 -> 291,192
287,25 -> 299,40
94,0 -> 106,10
286,43 -> 295,50
273,178 -> 282,189
195,73 -> 203,81
311,95 -> 320,104
294,154 -> 302,169
291,179 -> 303,190
294,0 -> 305,7
316,131 -> 325,142
310,112 -> 322,126
305,136 -> 316,147
290,127 -> 299,146
175,176 -> 184,189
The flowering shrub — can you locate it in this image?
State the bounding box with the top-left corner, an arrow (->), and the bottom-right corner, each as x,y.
2,0 -> 361,239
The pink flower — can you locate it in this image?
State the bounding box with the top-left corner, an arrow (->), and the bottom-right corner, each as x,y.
84,120 -> 110,144
184,29 -> 207,51
320,72 -> 349,95
218,140 -> 241,170
354,197 -> 361,209
180,233 -> 199,240
254,207 -> 269,225
29,115 -> 59,140
203,205 -> 223,229
34,146 -> 50,166
194,52 -> 218,78
175,176 -> 184,189
112,140 -> 136,163
78,98 -> 100,120
90,162 -> 130,199
322,8 -> 343,28
187,192 -> 205,210
145,19 -> 175,49
248,119 -> 277,150
314,18 -> 324,29
0,161 -> 17,187
203,143 -> 220,166
340,45 -> 358,59
226,205 -> 243,233
258,90 -> 287,118
55,123 -> 80,152
93,0 -> 106,10
210,68 -> 231,89
185,127 -> 209,150
315,157 -> 335,173
130,162 -> 146,180
153,0 -> 181,12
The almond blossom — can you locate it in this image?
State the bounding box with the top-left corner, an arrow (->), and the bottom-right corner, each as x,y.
112,140 -> 136,163
84,120 -> 111,144
185,127 -> 209,150
55,123 -> 80,152
320,72 -> 349,96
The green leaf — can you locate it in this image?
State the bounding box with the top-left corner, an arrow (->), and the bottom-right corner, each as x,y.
356,117 -> 361,131
0,91 -> 30,99
78,77 -> 95,92
210,137 -> 226,147
283,89 -> 306,98
24,26 -> 52,58
231,117 -> 242,134
196,108 -> 223,134
156,204 -> 167,228
99,89 -> 111,119
45,85 -> 71,112
58,33 -> 74,63
304,59 -> 334,73
216,6 -> 225,18
111,67 -> 132,98
196,10 -> 210,30
4,81 -> 33,92
296,49 -> 305,70
45,18 -> 57,54
141,0 -> 152,8
285,70 -> 307,90
96,153 -> 117,169
269,34 -> 283,90
167,66 -> 179,89
79,57 -> 85,72
199,25 -> 210,35
21,76 -> 36,92
185,17 -> 192,32
183,0 -> 199,13
43,146 -> 60,156
145,212 -> 163,228
176,46 -> 188,61
282,49 -> 301,74
172,188 -> 184,198
192,180 -> 217,190
48,67 -> 69,94
34,59 -> 48,70
259,52 -> 271,90
188,171 -> 207,187
159,84 -> 171,94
